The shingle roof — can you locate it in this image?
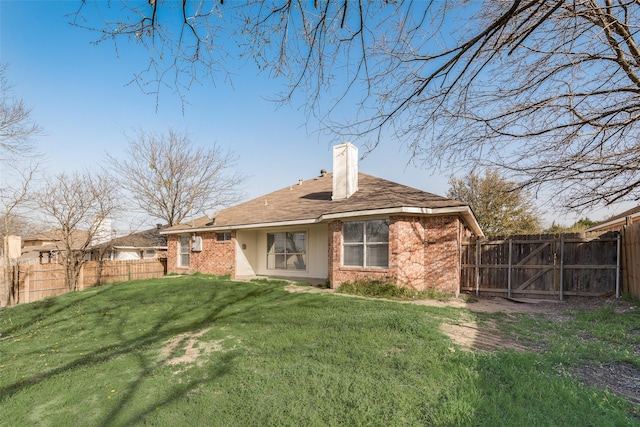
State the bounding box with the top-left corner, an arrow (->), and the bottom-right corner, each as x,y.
22,229 -> 91,250
109,227 -> 168,248
21,229 -> 91,258
598,205 -> 640,225
164,172 -> 480,234
586,205 -> 640,232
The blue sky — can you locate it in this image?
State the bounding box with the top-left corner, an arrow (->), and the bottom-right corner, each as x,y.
0,1 -> 623,227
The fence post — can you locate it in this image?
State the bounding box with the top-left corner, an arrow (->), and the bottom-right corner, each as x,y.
24,270 -> 30,304
475,239 -> 481,296
559,235 -> 565,301
78,265 -> 84,291
507,238 -> 513,299
616,232 -> 621,298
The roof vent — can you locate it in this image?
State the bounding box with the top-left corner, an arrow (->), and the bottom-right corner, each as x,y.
320,169 -> 327,177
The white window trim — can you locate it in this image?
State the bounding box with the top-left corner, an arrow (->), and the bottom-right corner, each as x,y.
266,230 -> 308,271
216,232 -> 232,242
342,220 -> 390,268
179,235 -> 190,268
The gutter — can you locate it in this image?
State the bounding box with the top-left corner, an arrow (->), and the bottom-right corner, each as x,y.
112,246 -> 168,250
319,206 -> 484,237
160,218 -> 320,235
161,205 -> 484,237
586,211 -> 640,232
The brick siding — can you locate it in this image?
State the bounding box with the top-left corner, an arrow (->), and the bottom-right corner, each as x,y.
166,235 -> 179,273
167,215 -> 468,294
166,232 -> 235,276
329,215 -> 465,293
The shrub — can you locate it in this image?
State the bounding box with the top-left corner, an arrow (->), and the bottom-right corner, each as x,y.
337,280 -> 453,301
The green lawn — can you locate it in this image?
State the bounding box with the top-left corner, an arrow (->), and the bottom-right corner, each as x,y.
0,275 -> 638,426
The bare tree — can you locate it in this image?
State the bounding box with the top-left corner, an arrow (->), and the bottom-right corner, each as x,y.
0,64 -> 40,162
107,128 -> 242,226
0,163 -> 38,306
0,163 -> 39,239
73,1 -> 640,211
0,63 -> 41,306
35,172 -> 120,291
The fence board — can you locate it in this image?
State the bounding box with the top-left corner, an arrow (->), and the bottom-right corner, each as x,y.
17,264 -> 67,303
622,223 -> 640,300
461,232 -> 619,299
1,258 -> 167,307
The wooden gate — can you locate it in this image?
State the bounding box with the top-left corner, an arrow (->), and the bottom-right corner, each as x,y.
461,232 -> 620,299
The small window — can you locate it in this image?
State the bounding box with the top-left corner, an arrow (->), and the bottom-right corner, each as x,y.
179,235 -> 190,268
216,232 -> 232,241
343,220 -> 389,268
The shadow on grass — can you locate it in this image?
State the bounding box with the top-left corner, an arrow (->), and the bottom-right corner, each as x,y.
0,278 -> 290,425
0,286 -> 109,337
101,347 -> 237,426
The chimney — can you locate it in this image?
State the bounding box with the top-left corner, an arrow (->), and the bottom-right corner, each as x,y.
91,217 -> 112,246
332,142 -> 358,200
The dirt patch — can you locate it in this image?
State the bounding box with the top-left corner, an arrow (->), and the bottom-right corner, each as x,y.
161,328 -> 226,369
440,320 -> 528,353
570,362 -> 640,407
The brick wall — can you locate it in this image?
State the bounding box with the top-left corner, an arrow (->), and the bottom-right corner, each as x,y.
166,232 -> 236,276
421,216 -> 462,293
392,216 -> 427,289
328,215 -> 465,293
166,235 -> 179,274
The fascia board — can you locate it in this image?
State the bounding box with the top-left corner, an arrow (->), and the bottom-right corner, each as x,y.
112,246 -> 168,250
320,206 -> 484,237
162,206 -> 484,237
161,218 -> 320,234
586,211 -> 640,232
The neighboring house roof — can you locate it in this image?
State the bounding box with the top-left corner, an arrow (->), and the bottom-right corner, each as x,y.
23,229 -> 90,246
163,172 -> 483,236
586,205 -> 640,232
105,226 -> 168,250
21,229 -> 91,257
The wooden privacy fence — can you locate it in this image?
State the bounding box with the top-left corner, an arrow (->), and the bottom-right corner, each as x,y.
461,232 -> 620,300
1,259 -> 167,306
621,223 -> 640,300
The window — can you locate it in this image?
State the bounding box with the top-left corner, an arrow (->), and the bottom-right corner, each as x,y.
144,250 -> 156,259
343,220 -> 389,268
267,232 -> 306,270
179,235 -> 190,268
216,232 -> 232,241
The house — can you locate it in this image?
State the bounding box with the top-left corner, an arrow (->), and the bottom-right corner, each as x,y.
90,225 -> 168,261
21,229 -> 91,264
161,143 -> 483,293
586,205 -> 640,233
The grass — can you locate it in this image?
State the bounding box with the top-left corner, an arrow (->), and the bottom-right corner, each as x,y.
487,304 -> 640,368
0,275 -> 638,426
